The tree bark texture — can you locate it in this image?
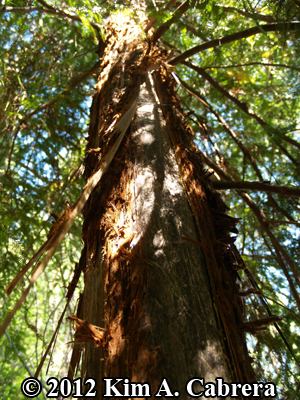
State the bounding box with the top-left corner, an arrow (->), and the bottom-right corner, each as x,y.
69,14 -> 257,399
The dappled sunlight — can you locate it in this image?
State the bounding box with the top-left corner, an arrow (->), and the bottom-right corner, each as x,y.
196,341 -> 230,381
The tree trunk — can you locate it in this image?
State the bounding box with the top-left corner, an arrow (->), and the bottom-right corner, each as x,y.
69,13 -> 257,399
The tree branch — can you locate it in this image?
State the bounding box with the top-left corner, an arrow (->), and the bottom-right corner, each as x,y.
179,19 -> 209,42
262,234 -> 300,313
18,161 -> 50,183
267,220 -> 300,228
182,61 -> 300,153
182,61 -> 268,125
153,0 -> 190,43
144,0 -> 178,33
281,134 -> 300,150
201,153 -> 300,305
172,71 -> 265,179
215,4 -> 277,23
203,62 -> 300,71
211,180 -> 300,198
23,60 -> 100,122
35,0 -> 55,11
173,70 -> 299,228
276,142 -> 300,167
170,22 -> 300,65
5,60 -> 100,174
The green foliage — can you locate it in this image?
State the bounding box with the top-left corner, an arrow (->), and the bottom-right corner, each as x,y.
0,0 -> 300,398
0,2 -> 91,397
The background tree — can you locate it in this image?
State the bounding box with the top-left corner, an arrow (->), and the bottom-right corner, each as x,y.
0,0 -> 300,398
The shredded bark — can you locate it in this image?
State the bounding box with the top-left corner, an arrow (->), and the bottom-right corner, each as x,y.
73,13 -> 260,396
67,316 -> 106,348
240,316 -> 283,333
154,67 -> 256,382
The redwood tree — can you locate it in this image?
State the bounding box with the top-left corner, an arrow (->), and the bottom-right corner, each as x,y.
0,1 -> 300,398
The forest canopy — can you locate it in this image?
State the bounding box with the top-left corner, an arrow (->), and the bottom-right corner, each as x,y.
0,0 -> 300,398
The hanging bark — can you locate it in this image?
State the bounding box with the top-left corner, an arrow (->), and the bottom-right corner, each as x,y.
70,13 -> 258,399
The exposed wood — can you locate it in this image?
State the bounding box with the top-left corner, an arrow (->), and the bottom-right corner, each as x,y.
76,19 -> 262,400
73,13 -> 259,399
154,68 -> 256,384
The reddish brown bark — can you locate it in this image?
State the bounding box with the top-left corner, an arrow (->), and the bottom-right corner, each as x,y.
68,14 -> 258,399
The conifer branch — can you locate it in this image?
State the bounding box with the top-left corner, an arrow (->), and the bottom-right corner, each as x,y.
216,5 -> 277,23
261,234 -> 300,315
5,60 -> 100,174
179,20 -> 209,41
152,0 -> 190,43
170,22 -> 300,65
183,61 -> 300,152
173,71 -> 299,229
182,62 -> 268,125
22,61 -> 100,122
204,154 -> 300,303
172,71 -> 266,179
34,299 -> 70,378
232,242 -> 300,368
0,5 -> 102,32
203,62 -> 300,71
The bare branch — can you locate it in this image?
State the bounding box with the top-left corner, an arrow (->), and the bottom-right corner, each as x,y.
203,62 -> 300,71
211,180 -> 300,198
267,220 -> 300,228
170,22 -> 300,65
